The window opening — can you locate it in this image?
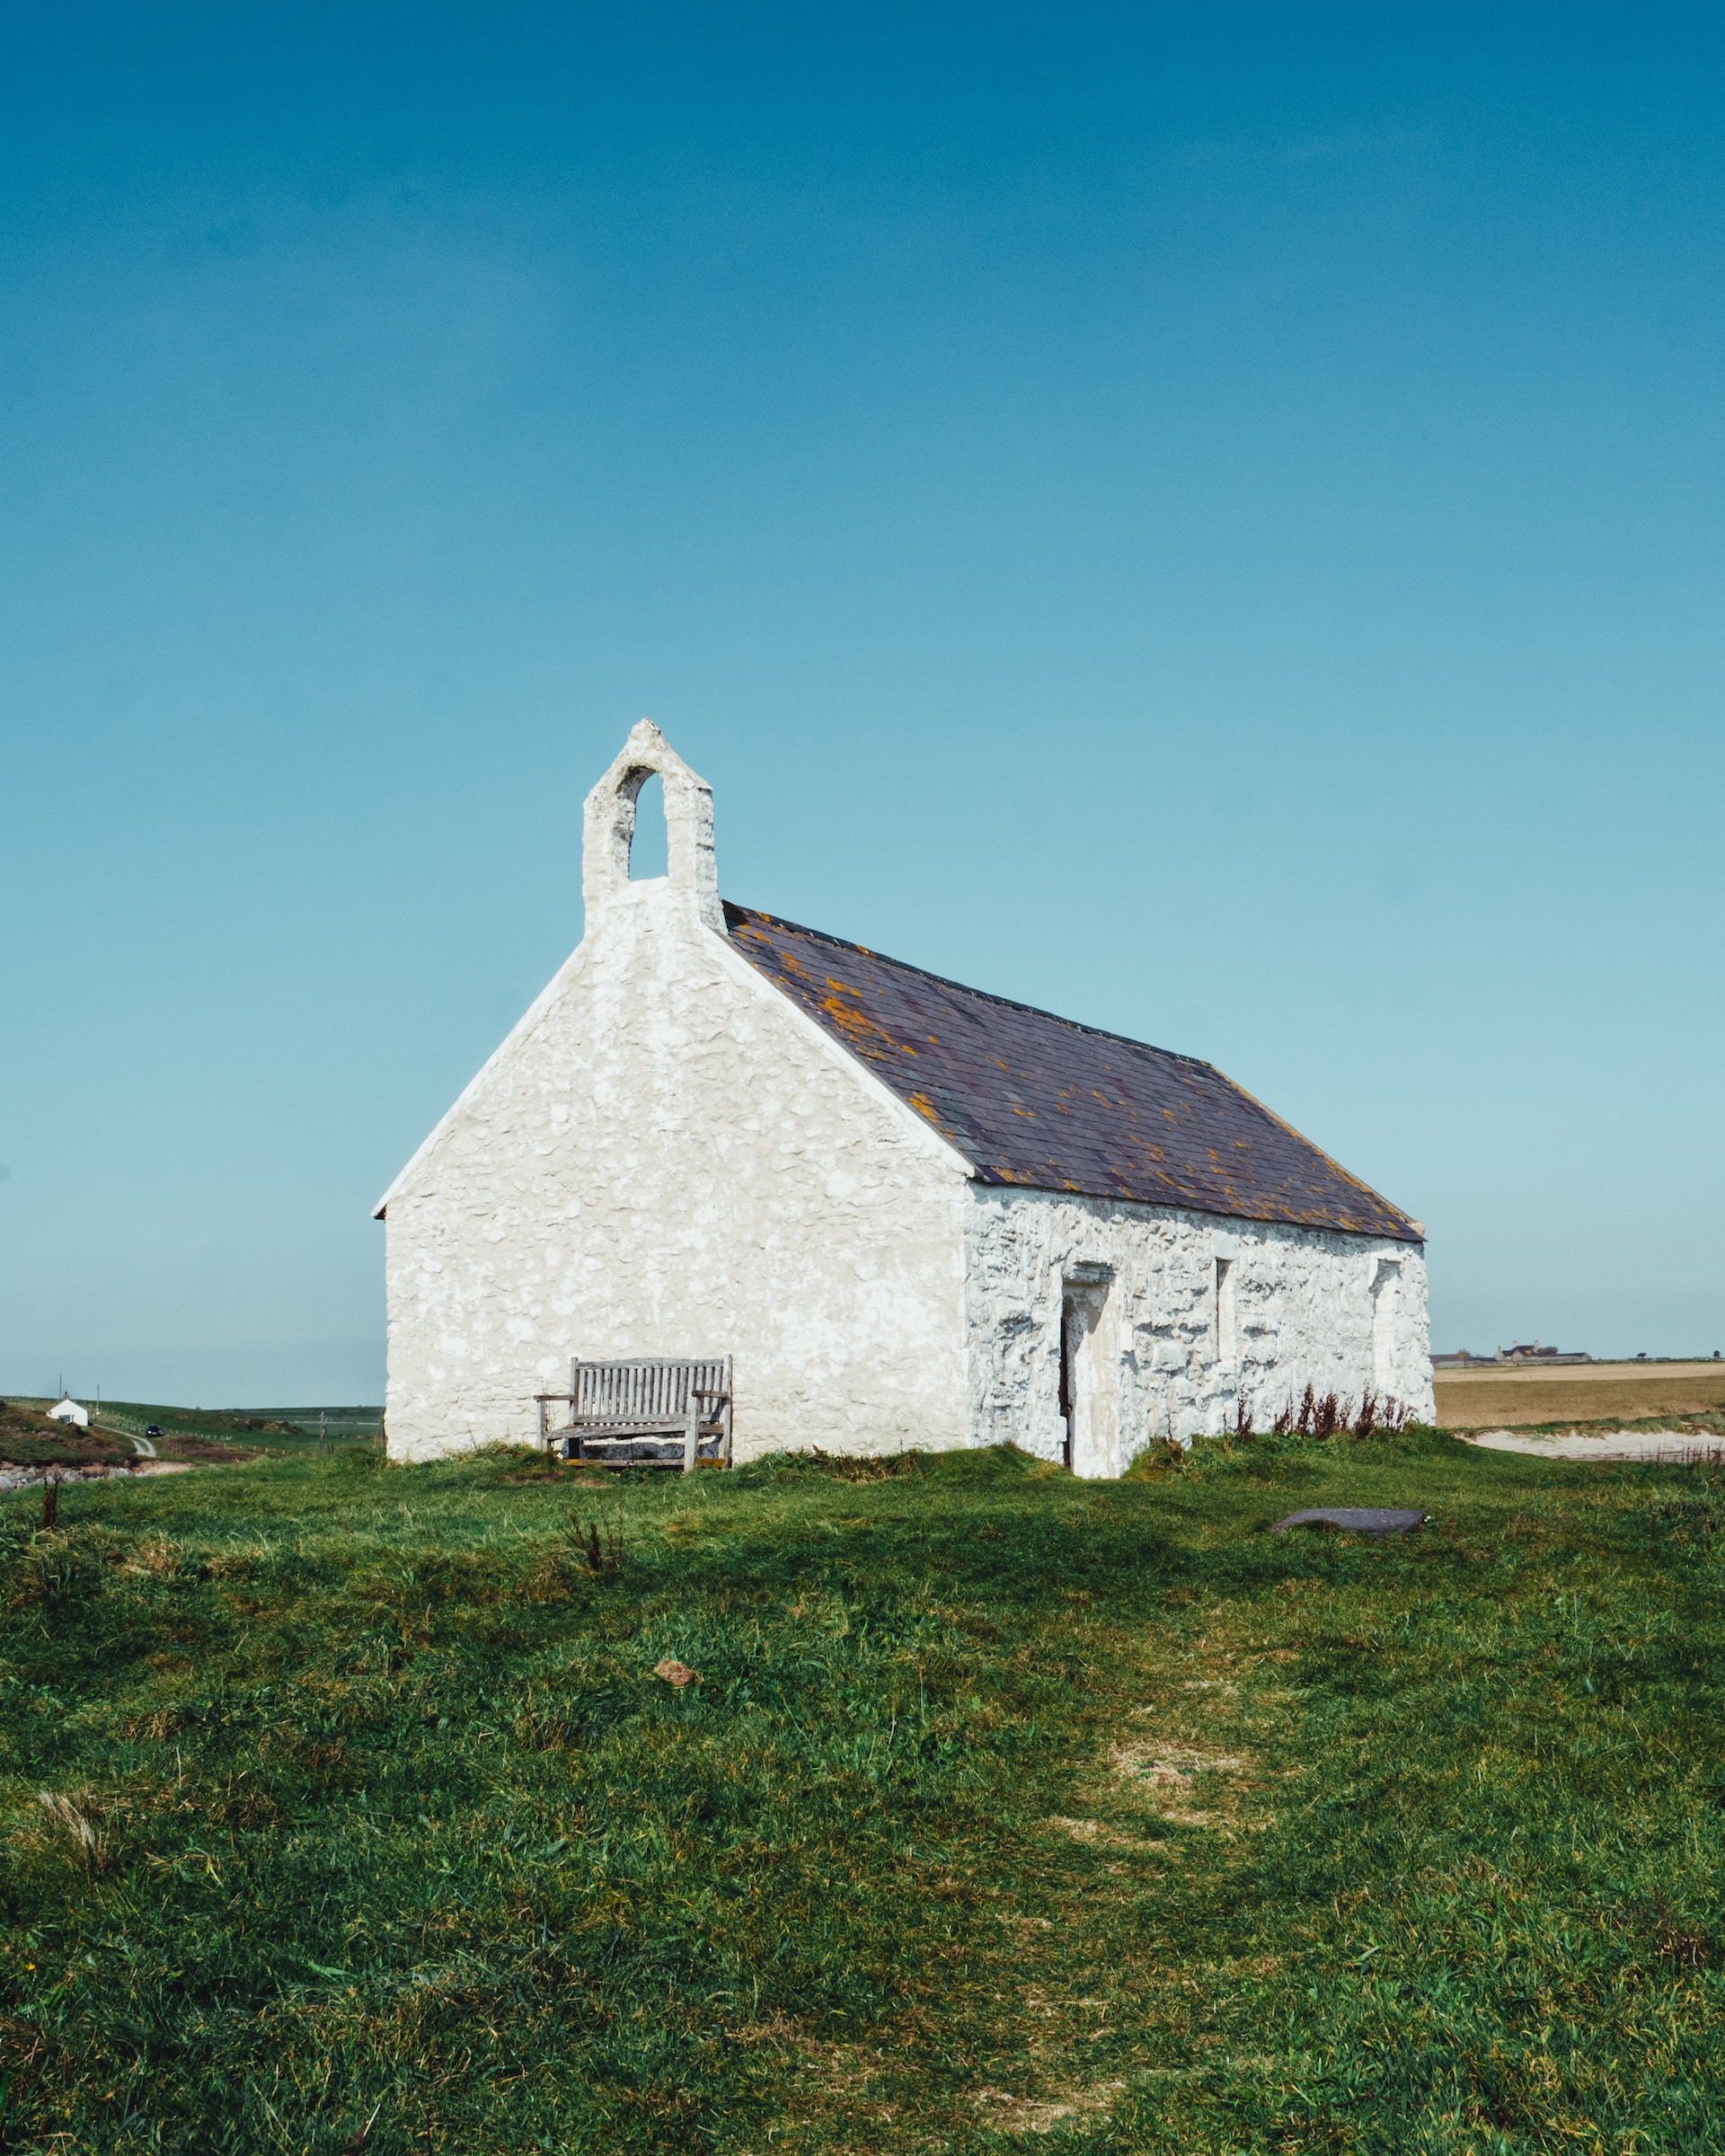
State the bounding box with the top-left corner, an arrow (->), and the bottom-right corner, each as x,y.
628,771 -> 668,879
1370,1259 -> 1401,1390
1216,1257 -> 1236,1363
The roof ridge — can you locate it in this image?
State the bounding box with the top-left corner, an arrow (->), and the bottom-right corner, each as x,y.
721,899 -> 1419,1242
722,901 -> 1216,1074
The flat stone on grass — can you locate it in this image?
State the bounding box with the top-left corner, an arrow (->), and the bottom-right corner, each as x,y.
1270,1507 -> 1425,1536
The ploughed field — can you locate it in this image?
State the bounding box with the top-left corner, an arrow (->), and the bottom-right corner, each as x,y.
2,1436 -> 1721,2152
1435,1360 -> 1725,1432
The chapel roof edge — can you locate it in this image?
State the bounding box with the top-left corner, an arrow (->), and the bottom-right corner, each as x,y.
720,899 -> 1422,1245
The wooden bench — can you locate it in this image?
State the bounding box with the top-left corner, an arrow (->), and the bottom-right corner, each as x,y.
535,1356 -> 733,1472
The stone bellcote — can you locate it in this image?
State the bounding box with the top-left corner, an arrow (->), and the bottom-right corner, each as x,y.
581,720 -> 723,934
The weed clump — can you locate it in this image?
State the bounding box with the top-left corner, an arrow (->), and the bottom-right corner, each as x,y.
1128,1390 -> 1421,1475
568,1513 -> 624,1573
1122,1439 -> 1187,1481
1265,1384 -> 1412,1440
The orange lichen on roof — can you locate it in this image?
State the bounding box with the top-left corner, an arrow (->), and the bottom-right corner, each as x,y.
818,993 -> 901,1060
721,900 -> 1420,1241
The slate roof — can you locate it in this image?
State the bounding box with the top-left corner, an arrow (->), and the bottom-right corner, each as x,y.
724,904 -> 1420,1243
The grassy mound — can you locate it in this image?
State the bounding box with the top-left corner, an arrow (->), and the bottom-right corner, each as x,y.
0,1436 -> 1720,2151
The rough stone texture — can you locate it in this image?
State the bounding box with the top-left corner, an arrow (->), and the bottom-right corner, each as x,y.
378,732 -> 974,1462
582,721 -> 724,936
378,723 -> 1434,1471
963,1189 -> 1433,1475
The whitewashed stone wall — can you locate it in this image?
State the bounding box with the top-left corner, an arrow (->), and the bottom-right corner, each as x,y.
379,722 -> 1434,1471
963,1188 -> 1433,1476
378,729 -> 975,1462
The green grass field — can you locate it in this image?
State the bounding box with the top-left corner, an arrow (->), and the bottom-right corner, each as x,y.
0,1433 -> 1719,2153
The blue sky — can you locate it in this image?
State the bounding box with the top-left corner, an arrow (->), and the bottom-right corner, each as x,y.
4,4 -> 1722,1402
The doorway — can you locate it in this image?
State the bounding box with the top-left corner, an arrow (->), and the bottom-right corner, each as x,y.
1059,1270 -> 1113,1476
1058,1296 -> 1077,1469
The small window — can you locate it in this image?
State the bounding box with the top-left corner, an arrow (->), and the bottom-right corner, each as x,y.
1216,1257 -> 1236,1363
1371,1259 -> 1402,1389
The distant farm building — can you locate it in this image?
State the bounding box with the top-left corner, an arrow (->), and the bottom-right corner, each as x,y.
376,723 -> 1433,1471
1432,1344 -> 1591,1368
1498,1342 -> 1591,1364
47,1396 -> 89,1427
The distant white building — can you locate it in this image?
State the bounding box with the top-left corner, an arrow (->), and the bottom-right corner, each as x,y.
376,722 -> 1433,1471
47,1396 -> 89,1427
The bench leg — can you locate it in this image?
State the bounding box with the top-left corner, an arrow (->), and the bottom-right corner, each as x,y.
682,1414 -> 697,1472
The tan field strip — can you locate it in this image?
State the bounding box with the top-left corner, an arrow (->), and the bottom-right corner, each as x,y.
1435,1361 -> 1725,1430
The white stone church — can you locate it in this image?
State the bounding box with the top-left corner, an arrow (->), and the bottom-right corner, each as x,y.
376,722 -> 1433,1471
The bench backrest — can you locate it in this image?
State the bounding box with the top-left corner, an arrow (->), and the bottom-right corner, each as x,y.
570,1357 -> 730,1422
